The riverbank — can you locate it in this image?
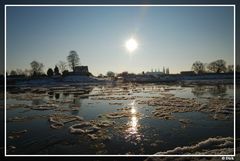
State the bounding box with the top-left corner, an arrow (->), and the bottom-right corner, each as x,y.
4,73 -> 238,88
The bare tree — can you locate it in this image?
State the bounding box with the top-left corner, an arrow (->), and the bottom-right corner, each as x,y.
54,65 -> 60,75
30,61 -> 44,76
24,69 -> 32,76
237,65 -> 240,72
47,68 -> 54,77
67,50 -> 80,71
62,70 -> 69,76
192,61 -> 205,74
57,61 -> 67,74
106,71 -> 115,78
207,59 -> 226,73
16,69 -> 24,75
227,65 -> 234,73
166,68 -> 170,74
10,70 -> 17,76
9,69 -> 27,76
98,74 -> 104,78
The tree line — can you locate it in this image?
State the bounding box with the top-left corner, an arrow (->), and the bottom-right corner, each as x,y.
8,56 -> 239,77
8,50 -> 80,77
191,59 -> 239,74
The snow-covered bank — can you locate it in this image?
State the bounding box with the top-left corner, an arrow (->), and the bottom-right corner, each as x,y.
154,136 -> 233,155
62,75 -> 103,83
13,75 -> 111,87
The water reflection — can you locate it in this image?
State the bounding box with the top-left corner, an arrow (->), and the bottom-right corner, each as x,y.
55,93 -> 60,99
209,85 -> 227,97
131,108 -> 136,114
125,100 -> 142,143
7,84 -> 235,154
191,85 -> 207,97
192,85 -> 228,97
63,92 -> 69,97
128,116 -> 138,135
32,99 -> 44,105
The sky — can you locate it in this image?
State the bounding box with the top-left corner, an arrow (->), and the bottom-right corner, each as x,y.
6,6 -> 234,75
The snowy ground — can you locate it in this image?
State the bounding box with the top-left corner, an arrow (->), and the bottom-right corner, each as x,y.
15,75 -> 110,87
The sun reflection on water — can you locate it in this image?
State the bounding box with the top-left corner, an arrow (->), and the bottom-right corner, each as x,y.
125,100 -> 142,143
131,108 -> 136,114
128,116 -> 138,134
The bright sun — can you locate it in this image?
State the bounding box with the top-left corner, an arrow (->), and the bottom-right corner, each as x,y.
125,38 -> 138,52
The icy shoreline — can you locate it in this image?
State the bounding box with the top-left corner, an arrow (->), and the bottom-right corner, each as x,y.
154,136 -> 234,155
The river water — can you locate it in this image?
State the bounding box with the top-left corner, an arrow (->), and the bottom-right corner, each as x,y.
6,83 -> 236,155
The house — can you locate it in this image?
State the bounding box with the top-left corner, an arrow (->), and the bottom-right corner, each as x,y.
73,66 -> 89,75
67,66 -> 91,76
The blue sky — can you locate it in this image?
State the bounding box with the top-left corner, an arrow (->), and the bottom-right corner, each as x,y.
7,6 -> 234,75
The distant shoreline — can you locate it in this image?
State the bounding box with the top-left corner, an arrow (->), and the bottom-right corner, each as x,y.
1,72 -> 239,89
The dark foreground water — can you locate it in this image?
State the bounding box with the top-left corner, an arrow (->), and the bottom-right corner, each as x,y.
6,83 -> 236,155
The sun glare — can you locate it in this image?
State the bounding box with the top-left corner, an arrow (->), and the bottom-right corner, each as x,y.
125,38 -> 138,52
